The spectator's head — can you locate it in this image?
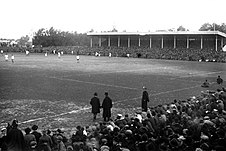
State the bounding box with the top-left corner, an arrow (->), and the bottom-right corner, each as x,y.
31,125 -> 38,130
11,119 -> 18,128
94,92 -> 98,96
25,127 -> 31,134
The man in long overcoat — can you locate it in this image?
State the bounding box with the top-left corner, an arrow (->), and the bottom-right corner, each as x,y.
90,92 -> 101,121
141,86 -> 149,112
102,92 -> 113,121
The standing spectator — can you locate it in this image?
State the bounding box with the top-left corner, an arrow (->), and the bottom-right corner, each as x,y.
31,125 -> 42,146
37,129 -> 53,151
24,127 -> 36,151
217,75 -> 223,85
0,127 -> 7,151
56,136 -> 66,151
141,86 -> 149,112
6,119 -> 25,151
11,54 -> 14,63
90,92 -> 101,121
201,79 -> 210,88
102,92 -> 113,122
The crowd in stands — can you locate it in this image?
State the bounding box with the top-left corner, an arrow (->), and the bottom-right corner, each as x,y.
1,45 -> 226,62
0,78 -> 226,151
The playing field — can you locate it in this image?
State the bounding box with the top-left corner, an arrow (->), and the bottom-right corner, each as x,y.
0,53 -> 226,130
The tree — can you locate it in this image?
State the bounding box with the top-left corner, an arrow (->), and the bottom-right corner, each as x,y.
199,23 -> 226,33
17,35 -> 31,47
32,27 -> 90,47
177,25 -> 186,31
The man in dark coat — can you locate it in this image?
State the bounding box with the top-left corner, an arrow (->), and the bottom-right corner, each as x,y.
102,92 -> 113,121
90,92 -> 101,121
6,119 -> 25,151
141,86 -> 149,112
217,75 -> 223,85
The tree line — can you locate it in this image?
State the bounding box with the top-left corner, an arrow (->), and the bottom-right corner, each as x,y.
31,23 -> 226,47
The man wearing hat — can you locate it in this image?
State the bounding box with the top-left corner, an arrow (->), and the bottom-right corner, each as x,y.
141,86 -> 150,112
90,92 -> 101,121
102,92 -> 113,122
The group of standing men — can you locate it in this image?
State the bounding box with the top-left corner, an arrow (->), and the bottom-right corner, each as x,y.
90,87 -> 150,122
90,92 -> 113,122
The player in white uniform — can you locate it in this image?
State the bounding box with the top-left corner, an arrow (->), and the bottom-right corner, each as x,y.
76,55 -> 80,63
109,52 -> 112,58
1,50 -> 3,55
58,52 -> 61,58
11,54 -> 14,63
5,53 -> 8,61
45,52 -> 48,57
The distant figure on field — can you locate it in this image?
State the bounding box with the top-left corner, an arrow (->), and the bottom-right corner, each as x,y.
109,52 -> 112,58
141,86 -> 149,112
11,54 -> 14,63
26,50 -> 29,56
58,52 -> 61,59
45,52 -> 48,57
201,79 -> 210,88
71,51 -> 74,55
90,92 -> 101,121
127,53 -> 130,58
217,75 -> 223,85
102,92 -> 113,122
95,52 -> 98,57
61,51 -> 63,55
1,50 -> 3,55
76,55 -> 80,63
4,53 -> 8,61
53,49 -> 56,55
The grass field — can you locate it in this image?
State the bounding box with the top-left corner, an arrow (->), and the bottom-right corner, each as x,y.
0,53 -> 226,131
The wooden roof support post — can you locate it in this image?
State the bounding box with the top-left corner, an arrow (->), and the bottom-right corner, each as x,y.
90,38 -> 93,48
128,37 -> 130,48
174,36 -> 176,49
201,36 -> 203,49
118,36 -> 120,47
108,36 -> 111,47
215,35 -> 218,51
150,36 -> 152,48
99,37 -> 101,47
187,36 -> 189,49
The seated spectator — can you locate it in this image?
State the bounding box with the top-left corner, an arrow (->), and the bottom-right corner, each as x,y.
201,79 -> 210,88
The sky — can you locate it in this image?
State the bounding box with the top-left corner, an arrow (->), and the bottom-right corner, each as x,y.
0,0 -> 225,39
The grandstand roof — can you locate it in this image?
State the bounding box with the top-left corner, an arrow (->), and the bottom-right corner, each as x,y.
87,31 -> 226,38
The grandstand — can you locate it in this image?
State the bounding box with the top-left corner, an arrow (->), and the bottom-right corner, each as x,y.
87,31 -> 226,51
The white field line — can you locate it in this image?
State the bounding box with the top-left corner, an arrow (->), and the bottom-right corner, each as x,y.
20,106 -> 91,124
19,83 -> 204,125
170,71 -> 224,80
48,76 -> 140,90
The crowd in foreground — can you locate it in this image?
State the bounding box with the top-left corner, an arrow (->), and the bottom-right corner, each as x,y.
0,78 -> 226,151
